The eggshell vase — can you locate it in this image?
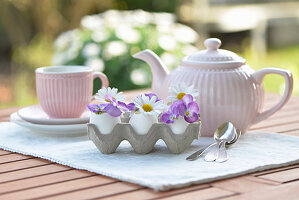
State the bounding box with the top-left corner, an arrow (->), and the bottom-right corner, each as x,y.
129,113 -> 158,135
89,112 -> 121,134
87,122 -> 200,154
169,117 -> 189,134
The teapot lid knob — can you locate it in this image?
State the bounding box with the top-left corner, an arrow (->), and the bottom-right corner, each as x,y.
204,38 -> 221,51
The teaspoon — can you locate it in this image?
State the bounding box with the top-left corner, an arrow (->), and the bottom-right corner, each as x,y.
186,122 -> 240,161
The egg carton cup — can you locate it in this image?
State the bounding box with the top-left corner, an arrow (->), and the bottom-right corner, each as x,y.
87,122 -> 201,154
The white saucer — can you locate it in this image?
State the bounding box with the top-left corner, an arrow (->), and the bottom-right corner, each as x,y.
10,112 -> 87,136
17,105 -> 90,125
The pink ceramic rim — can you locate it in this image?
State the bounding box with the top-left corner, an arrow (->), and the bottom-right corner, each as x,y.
35,66 -> 92,74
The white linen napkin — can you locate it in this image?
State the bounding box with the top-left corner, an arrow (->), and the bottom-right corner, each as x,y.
0,122 -> 299,191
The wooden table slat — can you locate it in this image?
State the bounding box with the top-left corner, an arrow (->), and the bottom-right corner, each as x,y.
0,158 -> 50,174
210,175 -> 276,193
0,154 -> 33,164
283,130 -> 299,136
157,187 -> 236,200
251,164 -> 299,176
0,176 -> 116,200
40,182 -> 142,200
221,180 -> 299,200
0,164 -> 71,184
251,116 -> 299,130
257,167 -> 299,183
101,184 -> 210,200
0,170 -> 97,195
253,121 -> 299,133
260,108 -> 299,121
0,150 -> 12,156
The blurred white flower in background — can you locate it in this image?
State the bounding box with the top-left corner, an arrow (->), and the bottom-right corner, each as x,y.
153,13 -> 175,26
182,45 -> 199,55
65,40 -> 82,60
85,57 -> 105,72
116,25 -> 141,43
82,43 -> 100,58
157,24 -> 173,34
161,53 -> 177,69
92,29 -> 108,42
54,30 -> 79,51
130,69 -> 148,85
53,9 -> 199,90
81,15 -> 103,30
127,10 -> 152,26
104,41 -> 127,58
174,24 -> 198,43
158,35 -> 177,51
52,53 -> 67,65
102,10 -> 123,28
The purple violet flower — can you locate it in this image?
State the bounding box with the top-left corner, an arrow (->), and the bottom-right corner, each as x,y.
121,102 -> 139,117
178,94 -> 199,123
87,104 -> 106,114
105,94 -> 117,105
160,94 -> 200,124
117,101 -> 130,111
160,110 -> 179,124
88,94 -> 125,117
103,103 -> 122,117
145,93 -> 160,102
126,102 -> 139,111
105,94 -> 136,112
160,100 -> 183,124
103,94 -> 124,117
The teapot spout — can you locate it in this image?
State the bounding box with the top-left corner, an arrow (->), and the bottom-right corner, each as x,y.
133,49 -> 169,93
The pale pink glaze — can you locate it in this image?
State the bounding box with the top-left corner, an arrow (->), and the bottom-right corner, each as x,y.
36,66 -> 108,119
134,39 -> 293,137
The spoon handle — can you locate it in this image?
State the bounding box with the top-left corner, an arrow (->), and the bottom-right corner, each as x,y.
186,143 -> 216,161
204,142 -> 221,162
216,141 -> 228,163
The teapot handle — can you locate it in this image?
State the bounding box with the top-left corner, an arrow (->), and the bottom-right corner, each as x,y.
252,68 -> 293,124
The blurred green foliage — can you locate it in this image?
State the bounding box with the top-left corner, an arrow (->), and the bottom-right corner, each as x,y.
0,0 -> 298,109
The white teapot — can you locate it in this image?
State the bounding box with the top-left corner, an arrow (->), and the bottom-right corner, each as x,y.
133,38 -> 293,137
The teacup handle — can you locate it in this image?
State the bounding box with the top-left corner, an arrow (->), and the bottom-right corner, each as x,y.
92,72 -> 109,100
252,68 -> 293,124
93,72 -> 109,88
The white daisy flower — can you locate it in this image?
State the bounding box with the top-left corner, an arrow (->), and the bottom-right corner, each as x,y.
168,83 -> 199,102
133,94 -> 164,116
95,87 -> 125,103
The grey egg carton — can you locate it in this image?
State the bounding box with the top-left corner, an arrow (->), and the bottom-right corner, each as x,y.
87,121 -> 200,154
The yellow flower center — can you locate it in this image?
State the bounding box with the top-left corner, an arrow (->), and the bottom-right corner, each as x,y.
186,111 -> 189,116
142,104 -> 153,112
177,92 -> 186,100
105,96 -> 116,102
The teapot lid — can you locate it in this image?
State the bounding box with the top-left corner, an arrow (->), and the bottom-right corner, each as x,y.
181,38 -> 246,69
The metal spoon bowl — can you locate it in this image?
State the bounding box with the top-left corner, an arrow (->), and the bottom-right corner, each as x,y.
227,128 -> 241,145
214,122 -> 236,143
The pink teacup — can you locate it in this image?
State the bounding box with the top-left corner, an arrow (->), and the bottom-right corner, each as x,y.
35,66 -> 109,119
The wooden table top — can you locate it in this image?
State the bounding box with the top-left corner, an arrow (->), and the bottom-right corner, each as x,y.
0,90 -> 298,200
